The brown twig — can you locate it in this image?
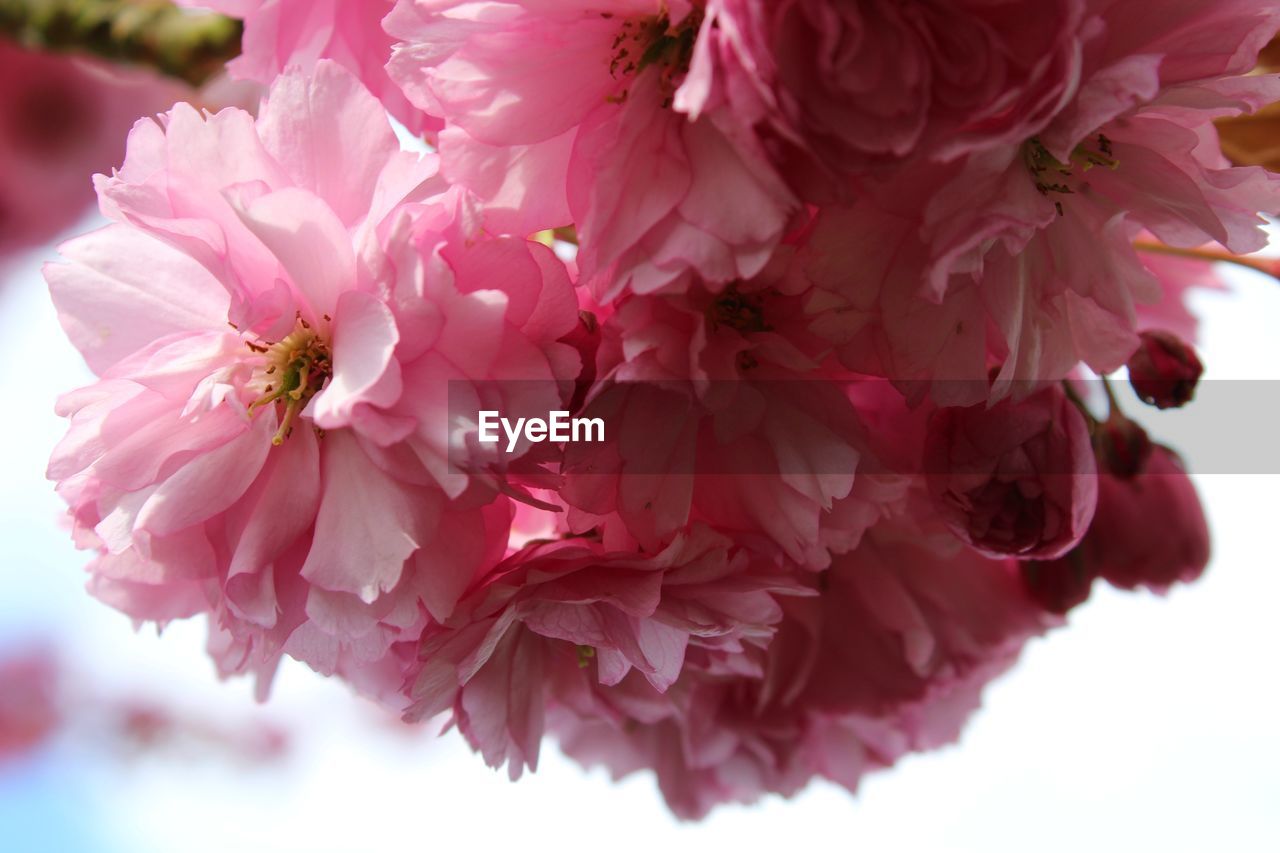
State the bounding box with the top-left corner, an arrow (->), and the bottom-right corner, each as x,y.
0,0 -> 241,87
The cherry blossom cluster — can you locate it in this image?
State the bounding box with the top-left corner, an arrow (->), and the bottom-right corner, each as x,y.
43,0 -> 1278,817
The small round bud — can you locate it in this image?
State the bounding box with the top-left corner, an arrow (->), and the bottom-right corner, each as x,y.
1127,330 -> 1203,409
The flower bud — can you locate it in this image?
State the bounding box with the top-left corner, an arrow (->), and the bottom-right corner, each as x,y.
1093,415 -> 1153,479
1088,445 -> 1211,593
1127,330 -> 1203,409
1021,553 -> 1095,615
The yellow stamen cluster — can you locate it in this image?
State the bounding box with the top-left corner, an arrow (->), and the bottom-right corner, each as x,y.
245,314 -> 333,446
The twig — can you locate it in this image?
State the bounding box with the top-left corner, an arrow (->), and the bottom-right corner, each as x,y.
0,0 -> 241,87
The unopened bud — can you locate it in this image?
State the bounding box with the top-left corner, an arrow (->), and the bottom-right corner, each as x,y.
1127,330 -> 1203,409
1021,553 -> 1094,615
1093,415 -> 1153,479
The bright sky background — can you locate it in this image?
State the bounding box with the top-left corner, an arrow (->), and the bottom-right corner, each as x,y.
1,218 -> 1278,853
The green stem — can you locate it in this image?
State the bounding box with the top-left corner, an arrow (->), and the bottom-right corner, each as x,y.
0,0 -> 241,87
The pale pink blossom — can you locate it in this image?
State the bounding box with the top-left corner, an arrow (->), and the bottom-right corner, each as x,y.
0,648 -> 60,762
922,1 -> 1280,392
1134,248 -> 1227,343
46,62 -> 579,696
385,0 -> 798,299
177,0 -> 437,134
403,525 -> 806,778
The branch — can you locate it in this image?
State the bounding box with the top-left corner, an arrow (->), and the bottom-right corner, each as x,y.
0,0 -> 241,87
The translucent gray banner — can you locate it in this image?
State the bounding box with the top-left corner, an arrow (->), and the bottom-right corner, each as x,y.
445,379 -> 1280,475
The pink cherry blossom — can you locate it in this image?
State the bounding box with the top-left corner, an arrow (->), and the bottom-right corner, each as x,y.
556,245 -> 900,569
923,387 -> 1098,560
385,0 -> 799,300
554,524 -> 1049,818
46,62 -> 579,696
920,0 -> 1280,392
803,0 -> 1280,402
1022,442 -> 1210,610
403,525 -> 806,778
29,0 -> 1265,820
681,0 -> 1087,199
177,0 -> 437,134
0,648 -> 60,763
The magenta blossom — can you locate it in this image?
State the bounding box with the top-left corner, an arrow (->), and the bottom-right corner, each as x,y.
682,0 -> 1086,199
919,0 -> 1280,395
1021,443 -> 1210,609
802,0 -> 1280,403
1089,445 -> 1211,594
1126,329 -> 1203,409
554,525 -> 1049,819
0,649 -> 60,762
924,387 -> 1098,560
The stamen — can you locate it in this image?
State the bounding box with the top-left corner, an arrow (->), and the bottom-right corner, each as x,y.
708,285 -> 771,334
272,396 -> 304,446
1024,134 -> 1119,215
242,317 -> 333,446
608,7 -> 704,107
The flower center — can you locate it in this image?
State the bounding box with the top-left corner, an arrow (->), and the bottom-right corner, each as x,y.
1023,134 -> 1118,216
707,285 -> 771,335
245,315 -> 333,446
609,6 -> 704,107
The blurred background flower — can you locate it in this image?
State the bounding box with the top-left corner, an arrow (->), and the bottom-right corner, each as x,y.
0,41 -> 181,261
